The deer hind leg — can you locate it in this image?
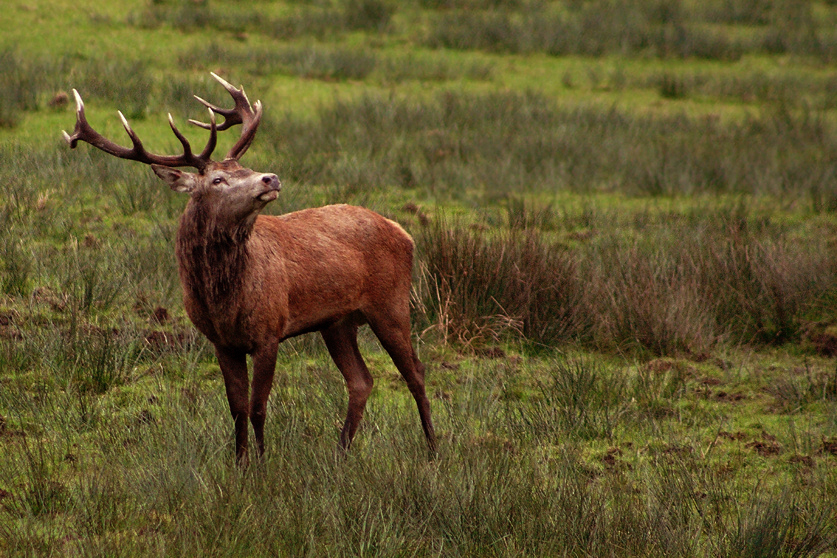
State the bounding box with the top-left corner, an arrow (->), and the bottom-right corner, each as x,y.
215,346 -> 250,464
366,310 -> 437,454
321,320 -> 373,450
249,340 -> 279,457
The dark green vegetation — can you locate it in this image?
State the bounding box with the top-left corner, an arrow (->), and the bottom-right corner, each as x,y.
2,0 -> 837,555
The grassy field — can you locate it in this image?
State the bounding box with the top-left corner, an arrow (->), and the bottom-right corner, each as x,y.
2,0 -> 837,555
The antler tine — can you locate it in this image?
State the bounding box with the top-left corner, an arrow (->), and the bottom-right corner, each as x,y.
62,89 -> 218,171
188,72 -> 263,161
227,98 -> 263,161
118,110 -> 150,154
62,90 -> 86,148
167,109 -> 217,162
196,108 -> 218,160
63,89 -> 140,159
191,95 -> 242,132
166,113 -> 196,161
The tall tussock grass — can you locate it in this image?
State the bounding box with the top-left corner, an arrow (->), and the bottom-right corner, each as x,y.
414,203 -> 837,355
414,217 -> 583,347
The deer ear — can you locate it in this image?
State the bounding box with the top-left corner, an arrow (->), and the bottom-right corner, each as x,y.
151,164 -> 198,194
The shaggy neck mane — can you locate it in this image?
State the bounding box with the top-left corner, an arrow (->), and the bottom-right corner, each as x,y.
176,199 -> 253,308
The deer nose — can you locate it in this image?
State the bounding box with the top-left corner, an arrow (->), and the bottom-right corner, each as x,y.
262,174 -> 281,190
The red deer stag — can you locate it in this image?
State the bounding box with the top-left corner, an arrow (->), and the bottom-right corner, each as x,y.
63,73 -> 437,463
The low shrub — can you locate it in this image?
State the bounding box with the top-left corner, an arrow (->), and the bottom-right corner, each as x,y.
414,218 -> 583,348
413,200 -> 837,355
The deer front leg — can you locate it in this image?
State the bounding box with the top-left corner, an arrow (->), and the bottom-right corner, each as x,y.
250,341 -> 279,457
215,346 -> 250,464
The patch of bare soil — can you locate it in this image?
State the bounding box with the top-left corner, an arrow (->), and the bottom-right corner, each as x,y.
32,286 -> 68,312
719,430 -> 747,442
788,454 -> 814,469
602,446 -> 632,472
150,306 -> 171,325
0,309 -> 22,340
0,310 -> 18,326
0,325 -> 22,340
803,321 -> 837,357
661,443 -> 693,458
0,415 -> 26,440
143,330 -> 189,352
821,437 -> 837,457
644,358 -> 676,374
746,432 -> 781,457
402,202 -> 429,226
474,346 -> 506,359
713,390 -> 746,403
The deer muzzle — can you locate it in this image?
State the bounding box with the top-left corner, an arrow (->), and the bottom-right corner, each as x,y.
257,173 -> 281,202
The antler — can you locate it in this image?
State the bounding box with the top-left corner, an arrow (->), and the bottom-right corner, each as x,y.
62,90 -> 218,172
190,72 -> 263,161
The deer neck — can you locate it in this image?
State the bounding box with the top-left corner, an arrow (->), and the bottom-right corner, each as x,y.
175,199 -> 255,309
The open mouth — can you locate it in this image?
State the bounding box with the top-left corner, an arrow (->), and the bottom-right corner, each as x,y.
258,189 -> 280,202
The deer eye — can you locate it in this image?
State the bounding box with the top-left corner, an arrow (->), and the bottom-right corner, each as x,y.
212,177 -> 225,185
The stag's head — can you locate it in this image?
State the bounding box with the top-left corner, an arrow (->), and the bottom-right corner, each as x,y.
63,73 -> 281,227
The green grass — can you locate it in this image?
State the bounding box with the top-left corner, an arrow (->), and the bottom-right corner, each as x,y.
2,345 -> 836,556
2,0 -> 837,555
